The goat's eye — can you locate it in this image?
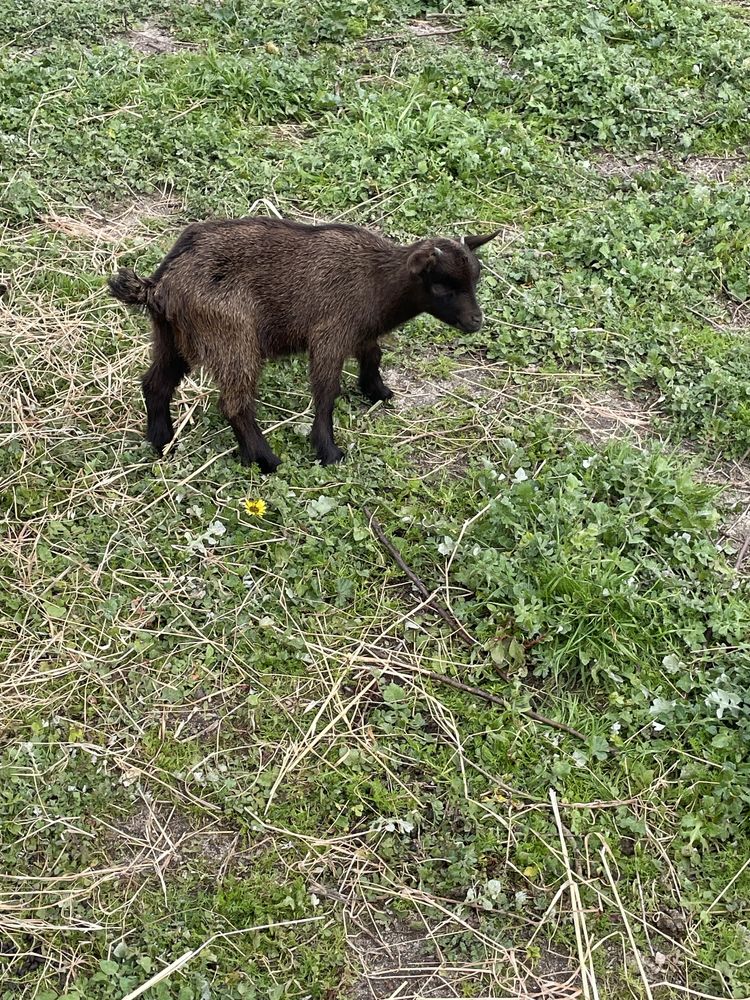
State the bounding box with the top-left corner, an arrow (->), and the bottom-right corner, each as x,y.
430,283 -> 452,298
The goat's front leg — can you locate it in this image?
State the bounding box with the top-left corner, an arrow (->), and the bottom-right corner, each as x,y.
357,341 -> 393,403
309,346 -> 346,465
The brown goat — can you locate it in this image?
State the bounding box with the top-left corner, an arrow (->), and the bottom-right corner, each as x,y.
109,216 -> 499,471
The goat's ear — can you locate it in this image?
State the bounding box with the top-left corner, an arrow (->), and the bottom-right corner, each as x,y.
407,243 -> 440,277
462,229 -> 502,251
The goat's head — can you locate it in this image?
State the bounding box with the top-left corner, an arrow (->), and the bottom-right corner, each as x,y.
407,230 -> 500,333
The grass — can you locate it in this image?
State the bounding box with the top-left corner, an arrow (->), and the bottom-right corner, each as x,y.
1,0 -> 750,997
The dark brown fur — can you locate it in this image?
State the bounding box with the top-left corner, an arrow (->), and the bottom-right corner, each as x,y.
108,216 -> 499,471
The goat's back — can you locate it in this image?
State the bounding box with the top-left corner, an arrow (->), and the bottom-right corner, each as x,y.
149,217 -> 400,361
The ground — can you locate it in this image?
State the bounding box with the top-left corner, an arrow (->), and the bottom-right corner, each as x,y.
1,1 -> 750,998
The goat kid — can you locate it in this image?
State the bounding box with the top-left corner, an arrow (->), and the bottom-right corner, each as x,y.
109,216 -> 499,471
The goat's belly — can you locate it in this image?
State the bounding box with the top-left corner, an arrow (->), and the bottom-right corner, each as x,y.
259,325 -> 309,359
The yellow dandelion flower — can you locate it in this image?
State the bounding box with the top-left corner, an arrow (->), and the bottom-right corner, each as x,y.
244,498 -> 267,517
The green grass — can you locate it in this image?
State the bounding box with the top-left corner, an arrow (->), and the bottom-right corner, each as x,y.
1,0 -> 750,997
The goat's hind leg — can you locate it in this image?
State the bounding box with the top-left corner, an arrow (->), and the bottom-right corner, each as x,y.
218,362 -> 280,474
142,315 -> 190,454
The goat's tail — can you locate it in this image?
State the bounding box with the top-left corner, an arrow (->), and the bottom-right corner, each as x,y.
108,267 -> 152,307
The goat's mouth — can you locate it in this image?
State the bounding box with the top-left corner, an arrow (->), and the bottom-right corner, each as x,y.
457,317 -> 483,333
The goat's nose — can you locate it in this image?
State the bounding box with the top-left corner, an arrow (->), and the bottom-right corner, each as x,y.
469,312 -> 483,330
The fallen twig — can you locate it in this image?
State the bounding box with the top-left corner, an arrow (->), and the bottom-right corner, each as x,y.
735,531 -> 750,570
364,646 -> 588,742
365,507 -> 477,647
364,510 -> 587,742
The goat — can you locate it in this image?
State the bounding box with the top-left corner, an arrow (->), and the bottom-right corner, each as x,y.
108,216 -> 499,471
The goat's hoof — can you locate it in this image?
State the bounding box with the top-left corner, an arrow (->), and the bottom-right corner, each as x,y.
318,445 -> 345,466
147,430 -> 175,455
360,381 -> 394,403
258,456 -> 281,474
146,423 -> 174,455
240,452 -> 281,474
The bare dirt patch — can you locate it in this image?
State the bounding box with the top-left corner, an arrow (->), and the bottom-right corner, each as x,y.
384,368 -> 459,410
682,154 -> 749,182
530,949 -> 580,995
701,454 -> 750,572
160,678 -> 253,741
721,297 -> 750,332
724,501 -> 750,569
367,16 -> 463,46
122,23 -> 192,55
589,150 -> 749,184
109,800 -> 242,876
383,358 -> 501,412
689,295 -> 750,334
568,388 -> 659,445
406,19 -> 463,43
269,123 -> 310,148
590,152 -> 663,179
41,194 -> 184,246
348,924 -> 585,1000
373,356 -> 537,479
348,928 -> 456,999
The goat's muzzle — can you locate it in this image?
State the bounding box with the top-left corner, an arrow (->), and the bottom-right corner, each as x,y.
459,312 -> 483,333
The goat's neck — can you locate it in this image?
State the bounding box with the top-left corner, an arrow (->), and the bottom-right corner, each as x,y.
376,249 -> 423,333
